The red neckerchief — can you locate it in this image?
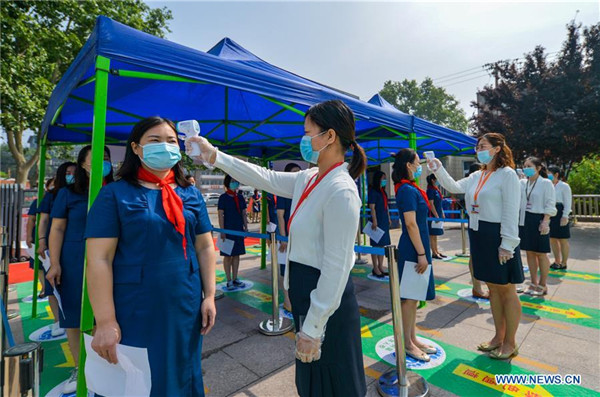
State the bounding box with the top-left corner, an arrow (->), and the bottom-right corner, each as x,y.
226,189 -> 241,213
428,185 -> 443,201
137,167 -> 187,259
380,188 -> 388,211
395,180 -> 432,212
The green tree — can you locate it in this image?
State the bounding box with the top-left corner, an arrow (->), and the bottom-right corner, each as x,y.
379,77 -> 469,132
0,1 -> 172,185
473,22 -> 600,173
568,154 -> 600,195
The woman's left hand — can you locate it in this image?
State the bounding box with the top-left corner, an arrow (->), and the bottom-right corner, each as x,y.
560,217 -> 569,227
200,297 -> 217,335
295,331 -> 322,363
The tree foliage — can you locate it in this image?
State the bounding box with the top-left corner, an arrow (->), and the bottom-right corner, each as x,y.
0,0 -> 172,184
568,154 -> 600,195
379,77 -> 469,132
472,22 -> 600,173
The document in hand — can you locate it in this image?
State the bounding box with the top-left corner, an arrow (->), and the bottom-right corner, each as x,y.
362,221 -> 385,243
266,222 -> 277,233
40,250 -> 51,272
26,246 -> 35,259
216,238 -> 235,256
399,261 -> 432,301
52,286 -> 66,319
431,221 -> 444,229
83,334 -> 152,397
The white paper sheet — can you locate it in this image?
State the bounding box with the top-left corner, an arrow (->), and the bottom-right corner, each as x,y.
362,221 -> 385,243
26,246 -> 35,259
40,250 -> 51,272
265,242 -> 288,265
52,286 -> 66,319
400,261 -> 432,301
266,222 -> 277,233
431,221 -> 444,229
216,238 -> 235,256
83,334 -> 152,397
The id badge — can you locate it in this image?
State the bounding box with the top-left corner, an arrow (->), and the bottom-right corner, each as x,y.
470,213 -> 479,231
526,202 -> 532,211
471,204 -> 480,214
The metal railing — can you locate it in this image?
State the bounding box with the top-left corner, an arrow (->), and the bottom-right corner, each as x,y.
573,195 -> 600,221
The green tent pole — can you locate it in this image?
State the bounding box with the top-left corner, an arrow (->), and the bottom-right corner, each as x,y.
31,137 -> 47,318
76,55 -> 110,397
361,171 -> 367,246
260,159 -> 268,270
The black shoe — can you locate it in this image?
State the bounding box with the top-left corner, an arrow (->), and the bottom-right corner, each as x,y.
432,254 -> 443,260
550,263 -> 561,270
556,264 -> 568,270
372,270 -> 384,278
233,279 -> 245,287
439,253 -> 448,258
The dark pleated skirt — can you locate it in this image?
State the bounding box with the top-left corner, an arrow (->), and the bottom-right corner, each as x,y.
288,261 -> 366,397
469,221 -> 524,285
550,203 -> 571,239
519,212 -> 551,253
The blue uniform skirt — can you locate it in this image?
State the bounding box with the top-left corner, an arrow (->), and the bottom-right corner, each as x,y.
57,240 -> 85,328
288,261 -> 366,397
220,234 -> 246,257
519,212 -> 551,253
470,221 -> 524,285
427,220 -> 444,236
550,203 -> 570,239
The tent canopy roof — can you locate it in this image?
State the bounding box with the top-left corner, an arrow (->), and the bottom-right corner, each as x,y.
42,16 -> 475,162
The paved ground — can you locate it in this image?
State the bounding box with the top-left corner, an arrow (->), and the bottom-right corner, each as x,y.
7,221 -> 600,397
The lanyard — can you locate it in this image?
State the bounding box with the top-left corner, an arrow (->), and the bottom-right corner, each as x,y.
473,171 -> 494,203
287,162 -> 344,231
526,178 -> 538,202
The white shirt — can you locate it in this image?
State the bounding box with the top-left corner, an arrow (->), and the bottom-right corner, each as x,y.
554,181 -> 572,217
435,166 -> 521,252
214,151 -> 360,339
519,177 -> 557,225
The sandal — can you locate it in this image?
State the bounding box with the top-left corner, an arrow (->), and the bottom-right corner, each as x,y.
472,290 -> 489,300
406,350 -> 430,362
530,285 -> 547,297
550,263 -> 561,270
524,284 -> 538,295
477,341 -> 501,352
490,347 -> 519,360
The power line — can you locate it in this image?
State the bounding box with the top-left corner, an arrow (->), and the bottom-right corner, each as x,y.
441,73 -> 491,88
435,68 -> 490,84
433,66 -> 485,82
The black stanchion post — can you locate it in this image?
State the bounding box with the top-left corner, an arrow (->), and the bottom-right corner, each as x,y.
258,232 -> 293,336
457,209 -> 469,257
377,245 -> 429,397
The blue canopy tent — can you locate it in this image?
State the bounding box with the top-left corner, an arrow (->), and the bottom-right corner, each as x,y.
37,17 -> 476,395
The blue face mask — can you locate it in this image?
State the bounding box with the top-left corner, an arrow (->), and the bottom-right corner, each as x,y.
523,167 -> 536,178
476,149 -> 494,165
548,174 -> 554,181
65,174 -> 75,185
413,165 -> 422,179
230,182 -> 240,190
103,160 -> 112,177
139,143 -> 182,171
381,179 -> 387,188
300,131 -> 329,164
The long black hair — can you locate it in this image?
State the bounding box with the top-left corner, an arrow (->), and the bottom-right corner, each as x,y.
116,116 -> 190,187
370,170 -> 386,190
548,166 -> 563,180
304,100 -> 367,179
525,156 -> 548,178
284,163 -> 301,172
426,173 -> 437,188
50,161 -> 76,196
392,148 -> 418,183
72,145 -> 114,195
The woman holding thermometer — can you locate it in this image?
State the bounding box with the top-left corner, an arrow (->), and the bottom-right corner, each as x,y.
187,100 -> 367,397
427,133 -> 523,359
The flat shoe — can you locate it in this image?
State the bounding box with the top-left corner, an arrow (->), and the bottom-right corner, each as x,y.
472,290 -> 489,299
550,263 -> 561,270
432,254 -> 443,260
419,346 -> 437,354
406,350 -> 430,362
477,341 -> 501,352
490,347 -> 519,360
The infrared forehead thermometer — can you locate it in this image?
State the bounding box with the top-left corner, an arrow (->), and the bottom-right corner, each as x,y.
176,120 -> 201,156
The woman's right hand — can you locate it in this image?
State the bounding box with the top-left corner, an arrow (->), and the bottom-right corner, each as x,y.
37,242 -> 47,259
415,255 -> 429,274
426,158 -> 442,172
185,136 -> 217,165
220,233 -> 226,242
279,241 -> 288,253
45,264 -> 61,287
92,321 -> 121,364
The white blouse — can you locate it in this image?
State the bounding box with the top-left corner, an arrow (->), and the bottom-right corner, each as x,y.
519,177 -> 557,225
434,166 -> 521,252
554,181 -> 572,217
214,151 -> 361,339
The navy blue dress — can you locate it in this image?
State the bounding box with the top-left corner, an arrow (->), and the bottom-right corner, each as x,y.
85,180 -> 212,396
427,187 -> 445,236
276,197 -> 292,236
27,200 -> 37,270
50,187 -> 88,327
38,192 -> 56,239
218,192 -> 247,256
266,194 -> 278,233
367,188 -> 391,247
396,184 -> 435,301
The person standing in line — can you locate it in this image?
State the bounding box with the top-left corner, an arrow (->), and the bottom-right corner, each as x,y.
218,175 -> 248,289
86,117 -> 216,396
547,166 -> 572,270
428,133 -> 523,359
187,99 -> 368,396
426,174 -> 446,259
519,157 -> 556,296
46,146 -> 113,394
367,170 -> 391,278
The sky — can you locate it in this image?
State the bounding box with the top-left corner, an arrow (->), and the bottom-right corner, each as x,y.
147,1 -> 599,119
